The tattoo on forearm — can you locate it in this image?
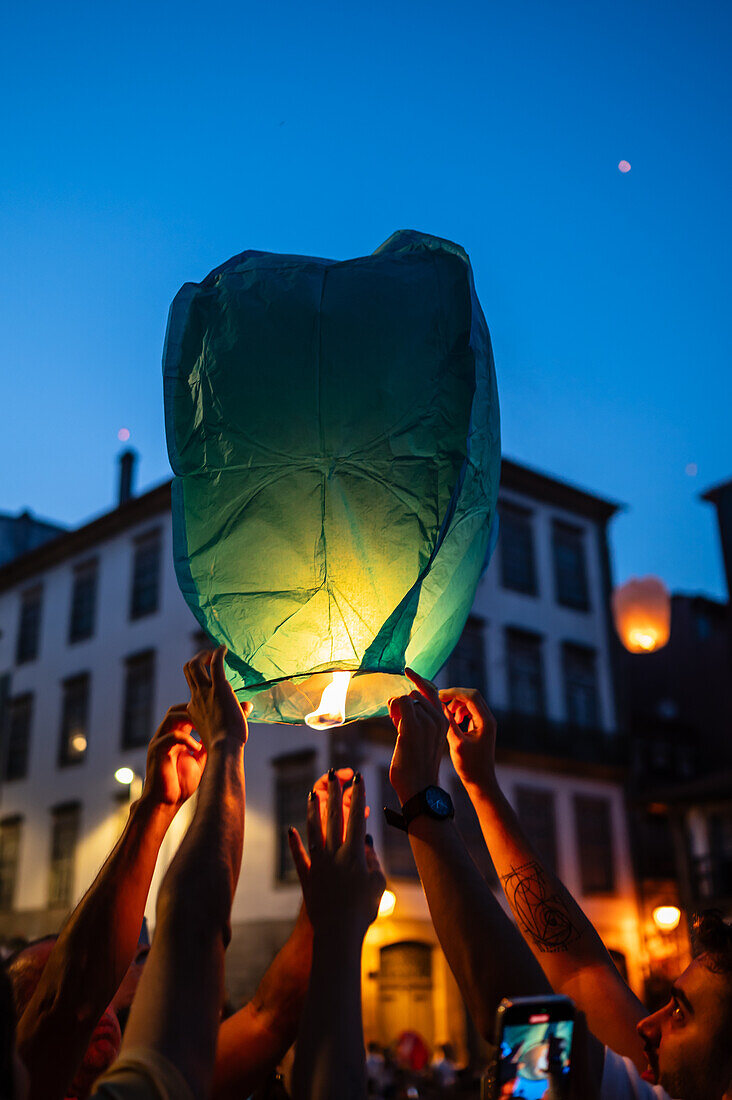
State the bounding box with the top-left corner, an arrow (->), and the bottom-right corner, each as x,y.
501,861 -> 581,952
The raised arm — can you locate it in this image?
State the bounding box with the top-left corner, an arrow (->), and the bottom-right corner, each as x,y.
437,683 -> 647,1069
16,704 -> 206,1100
109,647 -> 249,1100
289,771 -> 386,1100
387,676 -> 551,1041
212,903 -> 313,1100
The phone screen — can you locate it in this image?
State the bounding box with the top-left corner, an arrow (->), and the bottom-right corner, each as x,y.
496,1016 -> 574,1099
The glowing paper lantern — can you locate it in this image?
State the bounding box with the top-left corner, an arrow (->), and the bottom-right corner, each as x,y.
164,230 -> 500,724
612,576 -> 671,654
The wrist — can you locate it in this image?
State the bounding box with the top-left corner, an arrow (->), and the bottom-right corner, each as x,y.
133,794 -> 177,829
313,923 -> 364,955
392,775 -> 440,806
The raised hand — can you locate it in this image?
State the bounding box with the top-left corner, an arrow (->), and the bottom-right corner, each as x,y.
141,704 -> 206,811
184,646 -> 251,752
310,767 -> 370,844
288,772 -> 385,939
438,686 -> 498,794
387,668 -> 450,804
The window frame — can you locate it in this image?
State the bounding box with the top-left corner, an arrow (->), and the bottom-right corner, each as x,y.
562,642 -> 600,729
552,520 -> 590,611
4,693 -> 33,782
505,627 -> 546,718
0,816 -> 23,912
514,785 -> 559,873
48,802 -> 81,909
16,585 -> 43,665
57,673 -> 91,768
499,501 -> 538,596
121,650 -> 156,750
129,530 -> 162,621
68,558 -> 99,644
574,793 -> 616,895
273,750 -> 316,885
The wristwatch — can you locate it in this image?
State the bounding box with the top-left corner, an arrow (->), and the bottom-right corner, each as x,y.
383,785 -> 455,832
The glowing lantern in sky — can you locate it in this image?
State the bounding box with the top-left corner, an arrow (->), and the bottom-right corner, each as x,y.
164,230 -> 500,724
612,576 -> 671,654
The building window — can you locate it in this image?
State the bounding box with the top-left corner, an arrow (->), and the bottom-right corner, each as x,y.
129,533 -> 161,620
505,629 -> 545,717
515,786 -> 558,872
68,560 -> 98,643
563,644 -> 600,729
274,751 -> 316,883
574,794 -> 615,894
381,767 -> 419,879
446,616 -> 487,696
191,628 -> 215,655
48,803 -> 80,909
552,521 -> 589,610
58,674 -> 90,767
500,503 -> 537,595
0,818 -> 22,911
122,651 -> 156,750
16,586 -> 42,664
4,694 -> 33,781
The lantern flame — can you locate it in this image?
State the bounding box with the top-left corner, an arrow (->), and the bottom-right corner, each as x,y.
305,671 -> 352,729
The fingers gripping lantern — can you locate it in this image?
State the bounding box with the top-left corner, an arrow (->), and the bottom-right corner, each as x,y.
163,230 -> 501,724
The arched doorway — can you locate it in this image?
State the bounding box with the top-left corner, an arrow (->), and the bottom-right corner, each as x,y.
378,941 -> 434,1049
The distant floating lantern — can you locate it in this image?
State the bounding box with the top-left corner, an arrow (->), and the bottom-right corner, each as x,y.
653,905 -> 681,932
164,231 -> 501,725
612,576 -> 671,654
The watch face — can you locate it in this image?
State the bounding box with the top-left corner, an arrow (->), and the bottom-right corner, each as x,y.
425,786 -> 452,816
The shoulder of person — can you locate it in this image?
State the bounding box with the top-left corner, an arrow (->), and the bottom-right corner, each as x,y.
602,1047 -> 674,1100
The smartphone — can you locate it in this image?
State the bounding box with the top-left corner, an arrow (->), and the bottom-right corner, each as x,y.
491,995 -> 575,1099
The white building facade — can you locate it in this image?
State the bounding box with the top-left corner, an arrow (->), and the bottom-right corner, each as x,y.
0,457 -> 646,1056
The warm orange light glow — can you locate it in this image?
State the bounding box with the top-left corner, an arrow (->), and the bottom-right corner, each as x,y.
612,576 -> 671,654
305,671 -> 352,729
653,905 -> 681,932
378,889 -> 396,918
70,733 -> 87,754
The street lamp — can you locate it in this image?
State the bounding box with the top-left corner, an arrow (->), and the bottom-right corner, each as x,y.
114,767 -> 135,786
378,889 -> 396,918
653,905 -> 681,932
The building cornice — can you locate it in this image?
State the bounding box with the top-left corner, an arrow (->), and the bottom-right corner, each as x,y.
0,481 -> 172,592
500,459 -> 622,522
0,457 -> 622,592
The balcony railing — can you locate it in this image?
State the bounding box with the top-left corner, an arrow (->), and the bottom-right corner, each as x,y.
494,711 -> 629,768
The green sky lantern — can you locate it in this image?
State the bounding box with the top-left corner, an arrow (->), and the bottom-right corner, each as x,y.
163,230 -> 501,725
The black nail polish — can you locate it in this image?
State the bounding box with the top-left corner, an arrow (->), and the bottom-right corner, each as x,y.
354,771 -> 362,784
287,826 -> 294,836
327,767 -> 336,781
365,833 -> 374,847
309,789 -> 317,802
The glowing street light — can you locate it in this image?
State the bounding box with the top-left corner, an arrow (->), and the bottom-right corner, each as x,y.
378,889 -> 396,918
653,905 -> 681,932
114,767 -> 136,786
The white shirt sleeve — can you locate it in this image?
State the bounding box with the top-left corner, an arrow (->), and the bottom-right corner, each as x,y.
601,1047 -> 674,1100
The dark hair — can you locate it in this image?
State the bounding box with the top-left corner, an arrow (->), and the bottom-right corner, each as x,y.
0,967 -> 16,1100
691,910 -> 732,975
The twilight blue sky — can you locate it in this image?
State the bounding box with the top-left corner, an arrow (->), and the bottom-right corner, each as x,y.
2,0 -> 730,597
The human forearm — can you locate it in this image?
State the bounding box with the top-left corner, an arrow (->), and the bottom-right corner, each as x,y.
122,738 -> 246,1100
213,905 -> 313,1100
406,816 -> 550,1040
468,778 -> 646,1063
17,796 -> 174,1100
293,929 -> 366,1100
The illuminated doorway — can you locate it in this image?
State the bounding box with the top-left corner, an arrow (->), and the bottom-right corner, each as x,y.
378,941 -> 434,1049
